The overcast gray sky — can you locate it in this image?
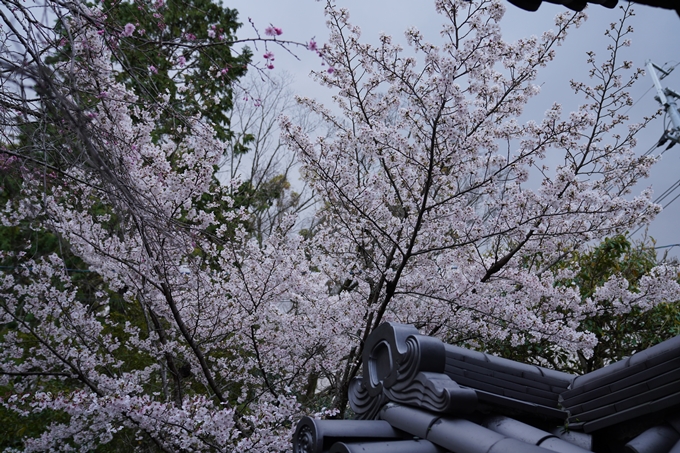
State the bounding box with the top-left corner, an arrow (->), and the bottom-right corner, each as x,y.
227,0 -> 680,257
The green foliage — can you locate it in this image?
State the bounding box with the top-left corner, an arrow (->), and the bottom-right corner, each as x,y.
0,394 -> 70,450
102,0 -> 250,141
577,235 -> 654,299
573,235 -> 680,372
234,175 -> 291,214
483,235 -> 680,374
0,0 -> 252,448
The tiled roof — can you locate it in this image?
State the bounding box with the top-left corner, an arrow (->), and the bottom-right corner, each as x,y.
561,335 -> 680,433
293,322 -> 680,453
443,343 -> 572,419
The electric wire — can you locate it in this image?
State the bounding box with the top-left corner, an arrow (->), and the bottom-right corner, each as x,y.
661,190 -> 680,211
654,179 -> 680,205
626,62 -> 680,239
620,62 -> 679,122
655,243 -> 680,249
621,84 -> 655,119
626,128 -> 679,239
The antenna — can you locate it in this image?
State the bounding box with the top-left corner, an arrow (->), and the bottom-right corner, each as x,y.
647,60 -> 680,149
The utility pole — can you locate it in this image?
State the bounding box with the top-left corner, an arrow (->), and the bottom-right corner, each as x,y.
647,60 -> 680,148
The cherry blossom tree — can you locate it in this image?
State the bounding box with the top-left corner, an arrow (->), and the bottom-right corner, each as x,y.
0,0 -> 333,451
1,0 -> 679,449
281,0 -> 680,414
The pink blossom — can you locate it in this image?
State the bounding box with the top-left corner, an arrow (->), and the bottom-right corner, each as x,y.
177,55 -> 186,67
0,155 -> 17,170
149,65 -> 157,74
4,2 -> 674,452
184,33 -> 196,41
264,26 -> 282,37
121,23 -> 135,37
307,39 -> 318,51
263,51 -> 274,61
208,29 -> 215,38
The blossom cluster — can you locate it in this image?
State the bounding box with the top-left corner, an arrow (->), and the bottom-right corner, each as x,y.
280,0 -> 679,405
0,0 -> 678,450
0,3 -> 339,451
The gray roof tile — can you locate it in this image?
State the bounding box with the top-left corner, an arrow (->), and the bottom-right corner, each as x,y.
624,424 -> 680,453
453,375 -> 559,407
298,323 -> 680,453
482,415 -> 592,453
549,428 -> 593,451
380,404 -> 556,453
445,360 -> 558,392
669,439 -> 680,453
565,335 -> 680,399
568,378 -> 680,425
538,436 -> 594,453
475,390 -> 569,419
377,404 -> 441,439
582,390 -> 680,433
444,345 -> 574,387
329,440 -> 445,453
445,360 -> 567,396
293,417 -> 402,453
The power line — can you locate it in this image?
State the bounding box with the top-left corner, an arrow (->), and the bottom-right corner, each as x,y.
627,138 -> 680,238
653,174 -> 680,205
627,62 -> 680,239
655,243 -> 680,249
621,84 -> 655,119
661,190 -> 680,211
620,62 -> 680,121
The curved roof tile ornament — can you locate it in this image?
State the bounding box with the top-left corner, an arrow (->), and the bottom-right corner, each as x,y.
349,322 -> 477,419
